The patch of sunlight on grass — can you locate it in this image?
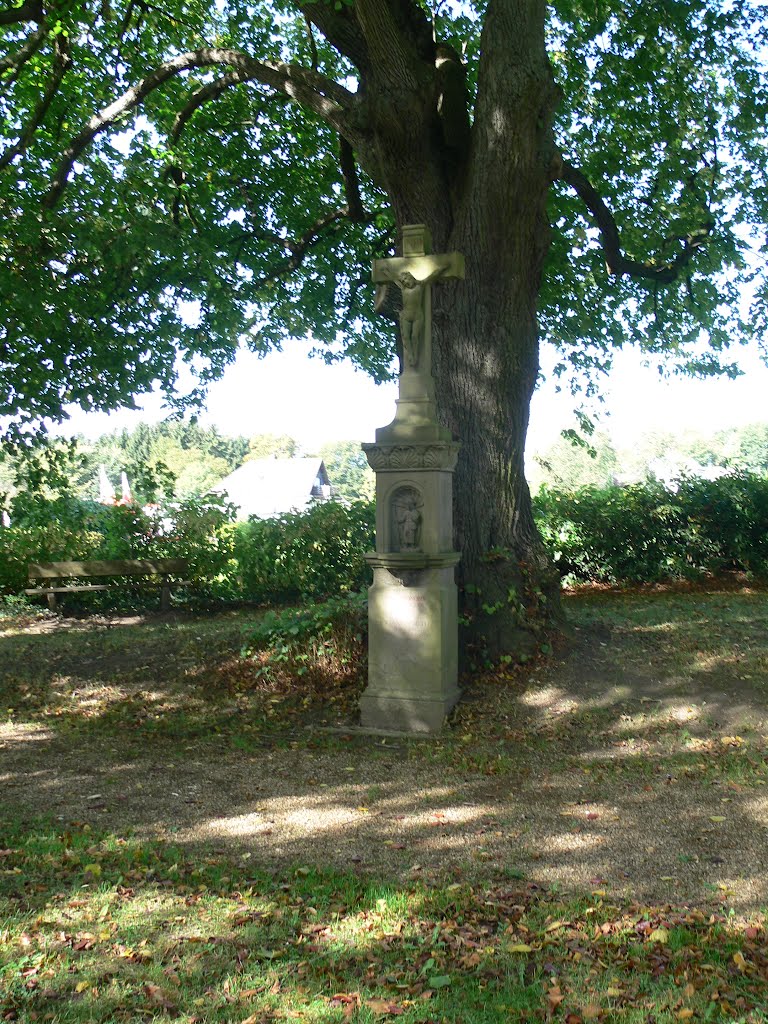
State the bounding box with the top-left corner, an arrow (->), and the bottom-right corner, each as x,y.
743,794 -> 768,825
533,829 -> 610,853
518,685 -> 570,707
3,818 -> 768,1023
0,721 -> 54,743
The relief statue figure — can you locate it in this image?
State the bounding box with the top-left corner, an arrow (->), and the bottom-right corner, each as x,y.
393,489 -> 423,551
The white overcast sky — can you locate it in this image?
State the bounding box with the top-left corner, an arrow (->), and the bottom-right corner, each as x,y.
55,333 -> 768,457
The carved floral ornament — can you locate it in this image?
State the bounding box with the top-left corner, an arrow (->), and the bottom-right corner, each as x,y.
362,443 -> 460,471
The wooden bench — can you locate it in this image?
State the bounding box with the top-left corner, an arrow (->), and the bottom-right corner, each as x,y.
25,558 -> 190,611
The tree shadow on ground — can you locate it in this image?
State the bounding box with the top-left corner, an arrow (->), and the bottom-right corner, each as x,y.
4,817 -> 767,1024
2,590 -> 767,912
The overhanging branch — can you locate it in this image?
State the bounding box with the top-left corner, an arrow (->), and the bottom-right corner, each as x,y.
170,69 -> 256,142
0,33 -> 69,170
560,159 -> 714,285
0,0 -> 43,26
339,136 -> 365,221
238,204 -> 384,335
261,207 -> 354,280
0,23 -> 47,79
43,47 -> 358,208
238,203 -> 374,276
303,12 -> 318,71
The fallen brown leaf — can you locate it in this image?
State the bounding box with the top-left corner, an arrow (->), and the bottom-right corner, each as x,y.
548,984 -> 565,1012
365,998 -> 404,1015
143,983 -> 176,1011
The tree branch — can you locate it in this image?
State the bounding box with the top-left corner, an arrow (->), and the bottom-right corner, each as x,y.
297,2 -> 369,71
560,159 -> 715,284
262,207 -> 351,279
239,208 -> 356,334
170,69 -> 255,142
0,0 -> 43,26
238,204 -> 363,268
339,135 -> 365,221
0,22 -> 47,80
303,12 -> 318,72
0,33 -> 69,169
43,47 -> 359,209
238,204 -> 385,337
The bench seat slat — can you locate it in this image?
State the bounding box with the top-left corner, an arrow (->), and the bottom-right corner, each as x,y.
28,558 -> 188,579
25,585 -> 112,595
25,583 -> 191,594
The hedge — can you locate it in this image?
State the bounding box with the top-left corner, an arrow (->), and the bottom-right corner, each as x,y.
533,473 -> 768,584
0,496 -> 375,606
0,494 -> 236,599
230,500 -> 375,603
5,475 -> 767,604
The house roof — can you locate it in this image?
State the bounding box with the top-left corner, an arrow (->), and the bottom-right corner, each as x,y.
212,457 -> 329,520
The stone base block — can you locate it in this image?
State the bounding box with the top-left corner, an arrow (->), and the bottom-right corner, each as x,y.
360,690 -> 459,734
360,563 -> 459,734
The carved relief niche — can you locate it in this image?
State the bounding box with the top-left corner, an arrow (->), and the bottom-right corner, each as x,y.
390,485 -> 423,552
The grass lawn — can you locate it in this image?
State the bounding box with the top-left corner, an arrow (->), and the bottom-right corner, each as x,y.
1,584 -> 767,1022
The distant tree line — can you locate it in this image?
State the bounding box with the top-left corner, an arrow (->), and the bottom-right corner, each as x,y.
0,422 -> 375,511
2,418 -> 764,516
531,422 -> 768,493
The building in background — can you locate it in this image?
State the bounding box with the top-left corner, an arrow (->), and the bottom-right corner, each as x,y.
98,466 -> 134,505
211,457 -> 332,521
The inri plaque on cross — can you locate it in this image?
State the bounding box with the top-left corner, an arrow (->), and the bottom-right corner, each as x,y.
373,225 -> 464,376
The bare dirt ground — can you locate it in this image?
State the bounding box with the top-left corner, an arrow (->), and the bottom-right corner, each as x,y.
2,586 -> 767,916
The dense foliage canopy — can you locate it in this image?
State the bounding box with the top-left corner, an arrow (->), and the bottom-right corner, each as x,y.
2,0 -> 767,430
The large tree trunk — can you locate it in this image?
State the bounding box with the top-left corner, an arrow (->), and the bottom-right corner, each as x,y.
436,238 -> 562,663
356,0 -> 562,661
442,0 -> 562,660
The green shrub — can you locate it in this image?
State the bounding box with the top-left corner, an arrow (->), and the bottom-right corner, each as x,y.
1,490 -> 373,607
0,593 -> 45,620
533,473 -> 768,585
242,590 -> 367,689
0,493 -> 236,601
0,525 -> 94,594
232,500 -> 375,603
675,473 -> 768,576
140,495 -> 237,595
534,481 -> 692,584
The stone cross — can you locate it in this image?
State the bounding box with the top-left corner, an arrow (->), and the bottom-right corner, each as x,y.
361,223 -> 464,734
372,224 -> 464,375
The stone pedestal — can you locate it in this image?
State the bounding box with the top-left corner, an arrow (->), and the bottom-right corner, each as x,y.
360,442 -> 461,734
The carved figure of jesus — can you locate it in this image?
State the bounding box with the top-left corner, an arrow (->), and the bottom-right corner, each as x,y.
372,225 -> 464,378
375,266 -> 450,370
395,267 -> 450,369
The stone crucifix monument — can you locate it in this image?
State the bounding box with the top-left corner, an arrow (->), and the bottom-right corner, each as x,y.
360,224 -> 464,734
